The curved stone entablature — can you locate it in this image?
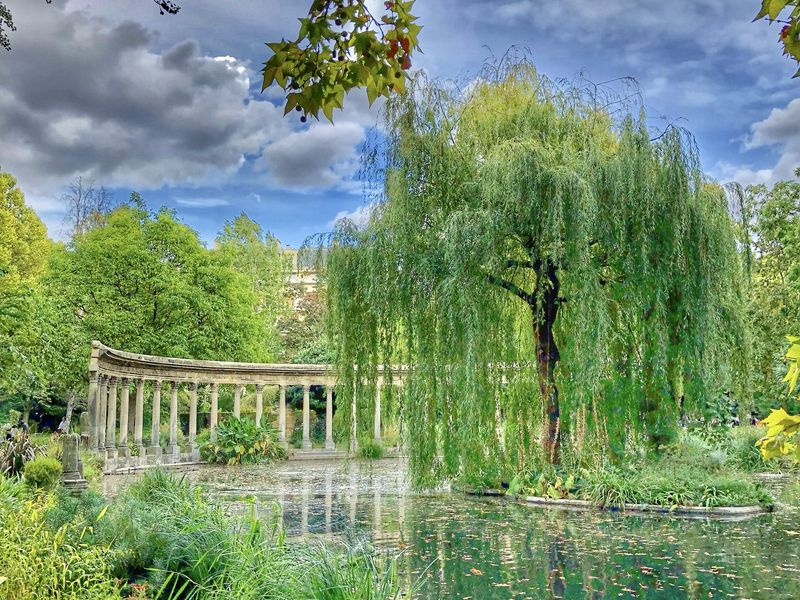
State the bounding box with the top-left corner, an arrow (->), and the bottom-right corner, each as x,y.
92,342 -> 338,386
87,341 -> 404,473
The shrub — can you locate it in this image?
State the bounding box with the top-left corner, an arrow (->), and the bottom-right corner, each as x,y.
358,438 -> 384,460
0,432 -> 43,476
23,455 -> 63,490
201,418 -> 287,465
0,493 -> 121,600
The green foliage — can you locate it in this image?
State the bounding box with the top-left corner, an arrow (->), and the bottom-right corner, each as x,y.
23,455 -> 62,490
325,63 -> 749,486
755,1 -> 800,75
263,1 -> 420,121
216,213 -> 287,361
358,438 -> 384,459
0,492 -> 122,600
0,432 -> 43,476
42,470 -> 405,599
201,418 -> 287,465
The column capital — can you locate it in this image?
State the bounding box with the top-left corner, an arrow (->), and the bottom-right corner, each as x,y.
302,383 -> 311,391
188,382 -> 198,391
108,376 -> 118,384
209,381 -> 218,391
121,377 -> 129,386
136,378 -> 145,388
89,372 -> 98,383
153,379 -> 163,390
255,383 -> 264,392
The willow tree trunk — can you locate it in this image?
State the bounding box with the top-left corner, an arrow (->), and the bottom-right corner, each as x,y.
533,264 -> 561,464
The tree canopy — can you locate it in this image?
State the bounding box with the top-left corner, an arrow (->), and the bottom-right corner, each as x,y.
324,65 -> 749,486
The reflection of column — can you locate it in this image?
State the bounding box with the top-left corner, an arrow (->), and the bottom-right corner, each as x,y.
118,378 -> 130,457
97,376 -> 108,451
302,384 -> 312,449
301,474 -> 310,536
169,381 -> 180,460
350,380 -> 358,454
278,384 -> 287,443
325,470 -> 333,534
325,384 -> 335,450
134,379 -> 145,457
233,384 -> 243,419
88,372 -> 98,450
349,466 -> 357,524
374,488 -> 382,534
209,383 -> 218,441
188,382 -> 198,457
278,488 -> 285,530
148,380 -> 162,458
105,377 -> 118,459
255,384 -> 264,427
374,381 -> 382,443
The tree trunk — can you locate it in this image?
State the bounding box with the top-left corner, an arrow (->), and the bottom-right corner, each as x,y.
533,264 -> 561,464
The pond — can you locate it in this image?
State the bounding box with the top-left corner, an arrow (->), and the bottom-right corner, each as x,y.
104,459 -> 800,599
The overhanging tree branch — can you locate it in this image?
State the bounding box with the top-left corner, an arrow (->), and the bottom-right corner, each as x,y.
485,272 -> 535,304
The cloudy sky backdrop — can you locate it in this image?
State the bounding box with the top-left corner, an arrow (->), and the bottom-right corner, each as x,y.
2,0 -> 798,245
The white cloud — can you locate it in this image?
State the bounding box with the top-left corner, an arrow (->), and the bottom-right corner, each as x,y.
257,121 -> 366,191
720,98 -> 800,185
328,204 -> 375,228
174,197 -> 231,208
0,0 -> 292,212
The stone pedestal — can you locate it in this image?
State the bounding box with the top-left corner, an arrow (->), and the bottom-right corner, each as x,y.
60,434 -> 88,495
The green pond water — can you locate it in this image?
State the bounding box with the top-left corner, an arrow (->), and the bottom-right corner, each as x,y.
104,459 -> 800,599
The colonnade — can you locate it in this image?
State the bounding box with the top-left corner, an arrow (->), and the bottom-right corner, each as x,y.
87,341 -> 401,470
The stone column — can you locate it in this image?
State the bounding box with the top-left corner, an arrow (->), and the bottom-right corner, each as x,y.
255,384 -> 264,427
302,383 -> 312,449
374,381 -> 382,443
233,384 -> 243,420
209,383 -> 218,442
134,379 -> 145,456
105,377 -> 118,460
117,378 -> 130,458
168,381 -> 180,460
278,384 -> 287,443
325,384 -> 335,450
188,382 -> 198,458
148,380 -> 162,458
127,391 -> 136,438
60,434 -> 88,495
97,376 -> 108,451
87,372 -> 99,451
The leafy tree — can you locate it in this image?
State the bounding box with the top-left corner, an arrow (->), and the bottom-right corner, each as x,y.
755,1 -> 800,76
278,291 -> 333,364
324,65 -> 749,484
0,170 -> 52,416
43,201 -> 265,388
728,181 -> 800,415
215,213 -> 287,361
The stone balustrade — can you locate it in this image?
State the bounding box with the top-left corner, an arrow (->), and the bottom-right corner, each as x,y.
87,341 -> 402,472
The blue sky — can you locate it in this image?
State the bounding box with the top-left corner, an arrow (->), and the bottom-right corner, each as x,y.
2,0 -> 798,247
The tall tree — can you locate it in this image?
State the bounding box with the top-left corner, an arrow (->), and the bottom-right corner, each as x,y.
215,213 -> 287,361
325,66 -> 749,484
61,176 -> 115,238
44,201 -> 265,385
0,170 -> 52,417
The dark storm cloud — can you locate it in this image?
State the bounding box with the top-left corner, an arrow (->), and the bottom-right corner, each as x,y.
0,0 -> 290,203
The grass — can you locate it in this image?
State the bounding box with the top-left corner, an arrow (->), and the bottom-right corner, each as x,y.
512,429 -> 775,509
28,469 -> 407,599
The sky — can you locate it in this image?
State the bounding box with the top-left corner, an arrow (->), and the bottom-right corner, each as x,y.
1,0 -> 799,247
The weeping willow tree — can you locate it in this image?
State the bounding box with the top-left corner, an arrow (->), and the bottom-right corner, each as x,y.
324,63 -> 749,486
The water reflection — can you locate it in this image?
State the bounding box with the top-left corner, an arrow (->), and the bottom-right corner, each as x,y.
104,460 -> 800,599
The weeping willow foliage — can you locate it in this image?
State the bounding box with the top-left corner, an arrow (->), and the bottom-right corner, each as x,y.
324,64 -> 749,487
